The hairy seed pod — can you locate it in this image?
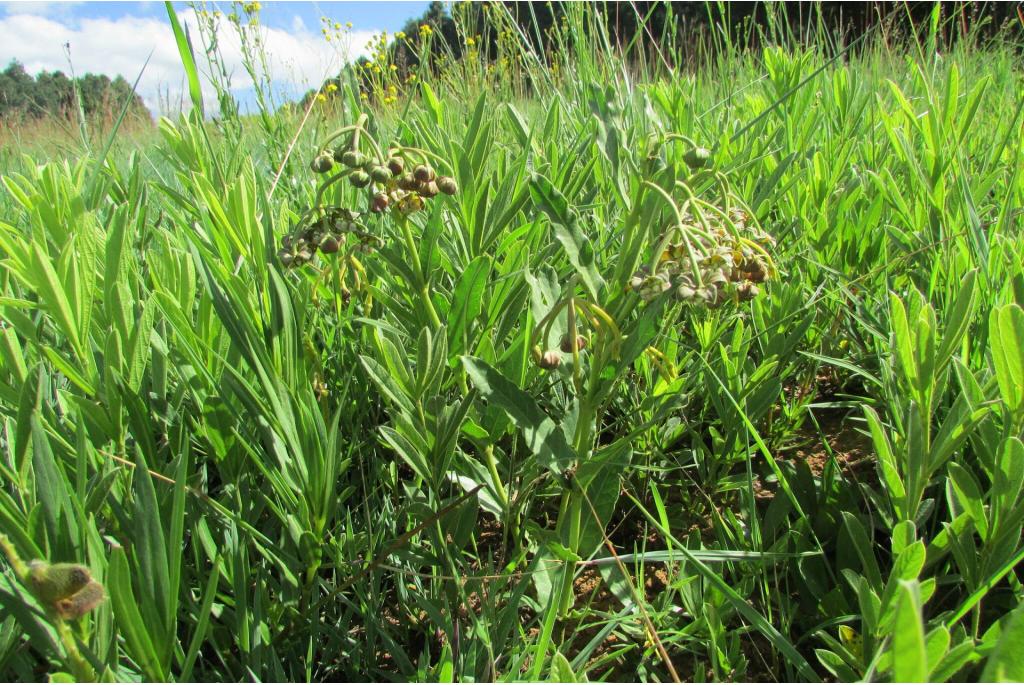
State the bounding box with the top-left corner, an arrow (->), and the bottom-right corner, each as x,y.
683,146 -> 711,170
371,192 -> 389,213
320,235 -> 340,254
559,334 -> 588,354
53,580 -> 105,620
413,164 -> 433,183
437,176 -> 458,195
350,171 -> 371,188
310,154 -> 334,174
27,561 -> 92,604
387,157 -> 405,176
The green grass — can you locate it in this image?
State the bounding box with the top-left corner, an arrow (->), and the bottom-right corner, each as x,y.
1,2 -> 1023,681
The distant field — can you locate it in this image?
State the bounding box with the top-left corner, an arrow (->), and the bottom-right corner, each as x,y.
1,3 -> 1023,682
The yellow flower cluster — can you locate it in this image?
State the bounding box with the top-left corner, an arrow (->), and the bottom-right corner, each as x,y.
320,15 -> 353,43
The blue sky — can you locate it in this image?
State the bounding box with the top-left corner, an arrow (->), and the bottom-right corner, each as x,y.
0,1 -> 435,113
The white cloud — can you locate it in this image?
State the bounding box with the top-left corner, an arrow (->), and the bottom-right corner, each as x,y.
0,8 -> 380,115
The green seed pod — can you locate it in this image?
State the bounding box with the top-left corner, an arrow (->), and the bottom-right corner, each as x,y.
437,176 -> 458,195
413,164 -> 433,183
310,154 -> 334,174
350,171 -> 371,188
53,580 -> 106,620
370,165 -> 392,184
387,157 -> 405,176
683,146 -> 711,170
27,561 -> 92,604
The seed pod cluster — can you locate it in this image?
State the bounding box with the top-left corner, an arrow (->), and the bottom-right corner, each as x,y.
628,208 -> 774,308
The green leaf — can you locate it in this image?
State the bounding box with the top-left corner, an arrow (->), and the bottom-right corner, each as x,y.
109,547 -> 164,682
990,304 -> 1024,416
981,605 -> 1024,682
549,650 -> 577,683
892,580 -> 927,683
448,255 -> 491,358
461,356 -> 575,475
165,2 -> 203,116
530,173 -> 605,300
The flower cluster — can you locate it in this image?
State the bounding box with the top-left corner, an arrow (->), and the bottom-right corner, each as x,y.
277,207 -> 379,269
628,208 -> 774,307
279,126 -> 457,270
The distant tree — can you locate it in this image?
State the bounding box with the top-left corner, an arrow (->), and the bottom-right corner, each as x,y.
0,60 -> 149,122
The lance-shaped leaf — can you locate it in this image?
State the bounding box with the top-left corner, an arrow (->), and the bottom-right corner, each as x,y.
461,356 -> 574,475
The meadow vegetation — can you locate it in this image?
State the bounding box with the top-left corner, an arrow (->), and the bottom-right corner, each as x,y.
1,2 -> 1023,681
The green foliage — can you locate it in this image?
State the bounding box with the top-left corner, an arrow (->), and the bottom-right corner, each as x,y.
1,2 -> 1023,682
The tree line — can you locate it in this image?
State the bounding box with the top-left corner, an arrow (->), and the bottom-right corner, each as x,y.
0,60 -> 149,123
299,0 -> 1020,107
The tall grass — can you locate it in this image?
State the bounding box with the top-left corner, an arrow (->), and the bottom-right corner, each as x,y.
1,2 -> 1023,681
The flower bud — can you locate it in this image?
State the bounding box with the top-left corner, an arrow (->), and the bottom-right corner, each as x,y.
53,580 -> 105,620
370,165 -> 392,184
350,171 -> 371,188
413,164 -> 434,183
420,181 -> 439,198
341,150 -> 366,168
559,334 -> 588,354
387,157 -> 405,176
683,146 -> 711,170
27,561 -> 92,604
310,154 -> 334,174
397,174 -> 417,191
371,192 -> 389,213
437,176 -> 458,195
537,350 -> 562,369
320,235 -> 340,254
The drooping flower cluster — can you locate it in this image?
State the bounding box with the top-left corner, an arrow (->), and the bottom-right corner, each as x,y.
278,125 -> 457,270
628,208 -> 774,308
277,207 -> 379,268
